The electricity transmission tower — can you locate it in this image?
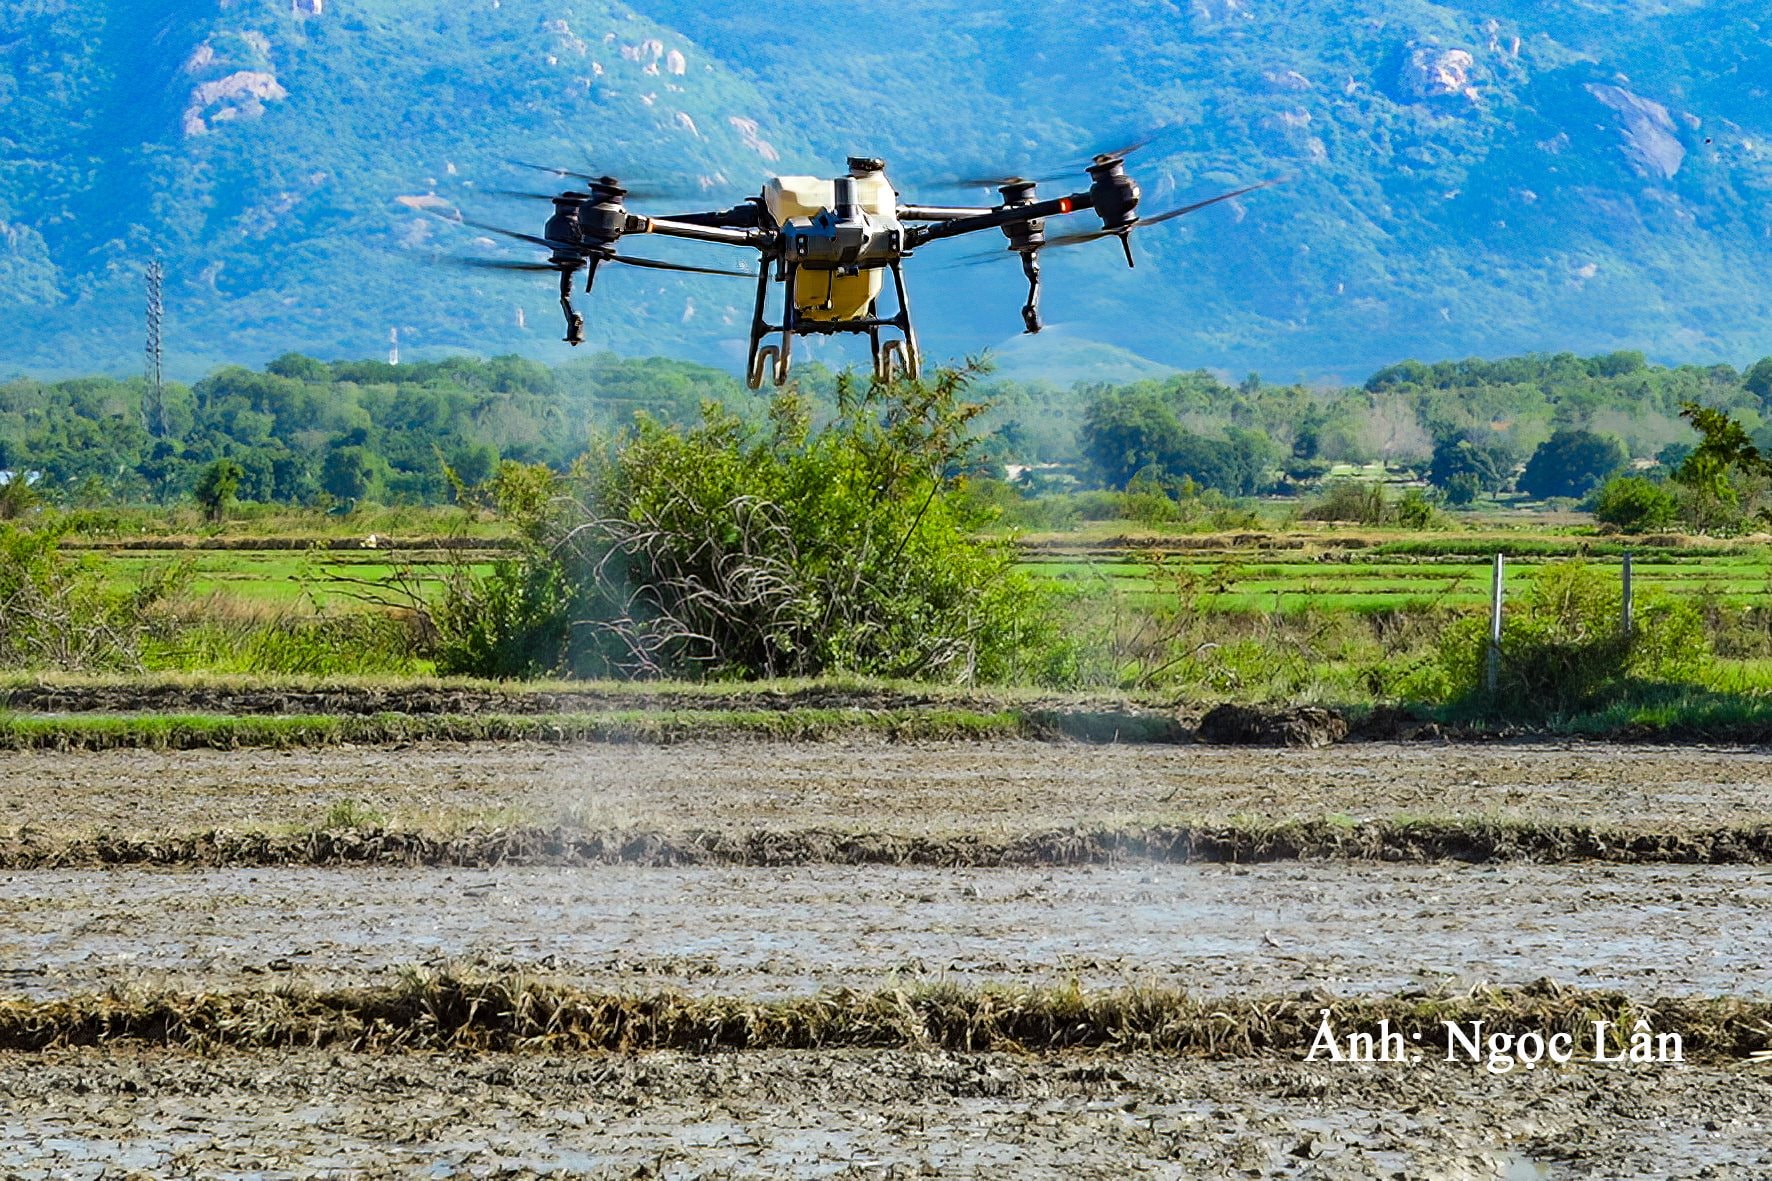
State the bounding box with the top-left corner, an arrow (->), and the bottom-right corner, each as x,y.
143,259 -> 169,438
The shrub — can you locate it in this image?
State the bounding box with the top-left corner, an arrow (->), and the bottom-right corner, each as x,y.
1436,561 -> 1707,715
1587,475 -> 1678,533
1299,481 -> 1440,528
435,369 -> 1062,683
1301,481 -> 1388,524
0,526 -> 188,671
1392,488 -> 1441,529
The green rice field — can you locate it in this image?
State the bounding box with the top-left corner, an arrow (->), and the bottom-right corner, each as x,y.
66,530 -> 1772,618
1019,535 -> 1772,614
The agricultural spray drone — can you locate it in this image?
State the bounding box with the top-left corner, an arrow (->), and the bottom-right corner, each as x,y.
448,139 -> 1278,388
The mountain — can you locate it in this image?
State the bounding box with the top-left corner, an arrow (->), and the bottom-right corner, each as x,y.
0,0 -> 1769,382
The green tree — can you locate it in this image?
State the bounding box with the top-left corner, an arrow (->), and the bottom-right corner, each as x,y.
1744,357 -> 1772,403
1427,436 -> 1510,497
1518,430 -> 1626,500
1671,401 -> 1772,532
1588,475 -> 1678,533
192,458 -> 243,523
321,446 -> 376,504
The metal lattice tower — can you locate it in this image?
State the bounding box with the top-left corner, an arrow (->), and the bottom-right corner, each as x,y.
143,259 -> 168,438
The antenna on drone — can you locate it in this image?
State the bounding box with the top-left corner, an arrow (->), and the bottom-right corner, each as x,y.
143,259 -> 169,438
388,327 -> 400,366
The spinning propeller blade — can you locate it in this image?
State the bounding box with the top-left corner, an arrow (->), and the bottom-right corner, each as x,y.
450,215 -> 575,252
483,188 -> 591,202
446,257 -> 567,273
934,129 -> 1173,191
605,255 -> 755,278
445,254 -> 753,279
507,159 -> 612,185
1042,179 -> 1283,250
504,160 -> 696,202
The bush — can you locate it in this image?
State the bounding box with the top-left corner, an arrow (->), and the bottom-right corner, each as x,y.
1587,475 -> 1678,533
1436,561 -> 1707,715
1300,482 -> 1441,528
0,526 -> 188,671
435,369 -> 1063,683
1392,488 -> 1441,529
1301,481 -> 1389,524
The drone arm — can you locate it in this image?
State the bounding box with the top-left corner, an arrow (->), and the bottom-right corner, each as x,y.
647,203 -> 766,229
906,190 -> 1093,247
627,215 -> 772,249
897,203 -> 999,222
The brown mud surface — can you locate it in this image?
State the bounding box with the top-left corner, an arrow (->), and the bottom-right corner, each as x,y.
0,740 -> 1768,839
0,1047 -> 1764,1178
2,863 -> 1764,999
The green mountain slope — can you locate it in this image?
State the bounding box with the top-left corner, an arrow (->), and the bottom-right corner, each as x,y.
0,0 -> 1768,380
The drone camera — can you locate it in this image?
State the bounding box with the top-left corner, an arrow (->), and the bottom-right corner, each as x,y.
847,156 -> 887,176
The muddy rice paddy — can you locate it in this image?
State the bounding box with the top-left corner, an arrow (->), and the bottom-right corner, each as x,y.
1,862 -> 1765,1001
1,734 -> 1768,1175
2,739 -> 1769,836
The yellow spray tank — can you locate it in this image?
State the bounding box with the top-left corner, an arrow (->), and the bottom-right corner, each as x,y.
762,165 -> 897,321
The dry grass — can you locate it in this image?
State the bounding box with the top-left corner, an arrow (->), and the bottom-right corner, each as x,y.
0,973 -> 1764,1061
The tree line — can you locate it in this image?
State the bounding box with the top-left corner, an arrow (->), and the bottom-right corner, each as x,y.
2,348 -> 1770,521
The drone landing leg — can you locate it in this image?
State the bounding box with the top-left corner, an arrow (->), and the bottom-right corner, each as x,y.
866,300 -> 887,381
745,264 -> 773,389
558,266 -> 585,346
773,263 -> 796,385
883,260 -> 921,381
1019,251 -> 1043,334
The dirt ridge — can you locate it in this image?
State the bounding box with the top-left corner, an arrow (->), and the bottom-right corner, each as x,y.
1,974 -> 1765,1060
7,820 -> 1770,869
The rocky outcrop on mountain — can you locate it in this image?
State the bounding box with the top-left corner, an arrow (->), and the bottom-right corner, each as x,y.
182,70 -> 287,136
1586,84 -> 1685,180
1400,47 -> 1478,102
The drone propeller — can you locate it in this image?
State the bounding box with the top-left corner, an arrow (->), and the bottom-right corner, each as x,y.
449,258 -> 565,273
450,216 -> 575,253
937,130 -> 1169,191
939,179 -> 1283,269
482,187 -> 591,202
1041,179 -> 1281,250
507,159 -> 619,185
445,254 -> 755,279
503,160 -> 700,202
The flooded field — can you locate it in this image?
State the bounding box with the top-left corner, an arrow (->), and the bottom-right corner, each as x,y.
0,736 -> 1767,1176
2,738 -> 1770,836
0,861 -> 1766,1000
